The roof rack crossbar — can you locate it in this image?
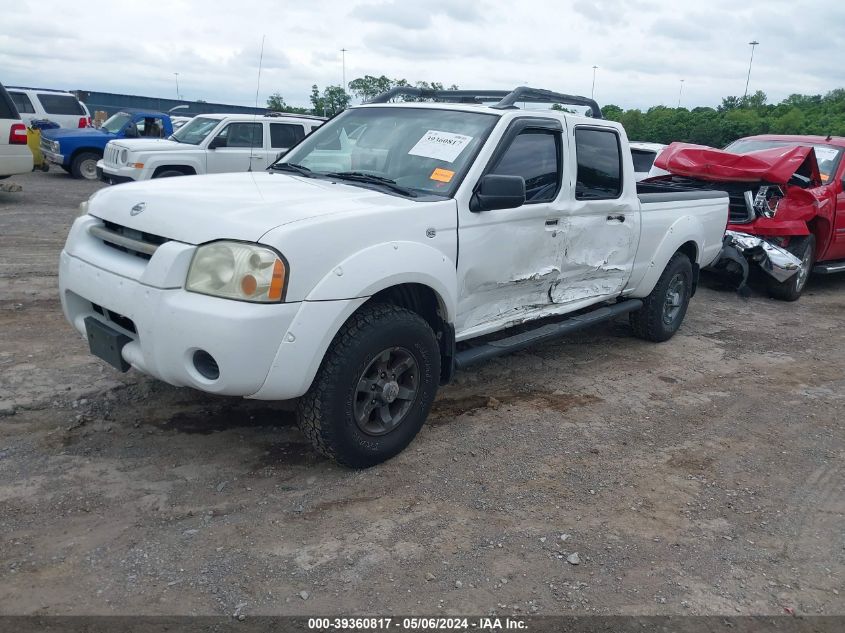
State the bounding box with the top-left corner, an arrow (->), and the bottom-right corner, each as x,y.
366,86 -> 602,118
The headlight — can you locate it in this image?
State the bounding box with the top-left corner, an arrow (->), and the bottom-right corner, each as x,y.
119,149 -> 128,164
78,200 -> 89,217
186,241 -> 287,303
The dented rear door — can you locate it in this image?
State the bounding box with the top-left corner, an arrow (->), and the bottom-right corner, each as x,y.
555,126 -> 639,304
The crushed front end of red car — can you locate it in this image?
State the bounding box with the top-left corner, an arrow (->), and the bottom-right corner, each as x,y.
648,142 -> 826,290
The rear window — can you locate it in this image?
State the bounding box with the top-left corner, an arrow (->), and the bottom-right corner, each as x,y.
36,93 -> 85,115
9,92 -> 35,114
631,149 -> 657,173
270,123 -> 305,148
0,84 -> 19,119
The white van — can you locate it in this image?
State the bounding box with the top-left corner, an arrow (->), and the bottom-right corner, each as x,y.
6,87 -> 91,129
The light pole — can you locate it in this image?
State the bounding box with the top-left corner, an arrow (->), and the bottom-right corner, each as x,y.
677,79 -> 684,108
743,40 -> 759,101
341,48 -> 348,89
174,72 -> 180,100
591,65 -> 598,99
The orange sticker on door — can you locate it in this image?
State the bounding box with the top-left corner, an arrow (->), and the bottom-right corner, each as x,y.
430,168 -> 454,183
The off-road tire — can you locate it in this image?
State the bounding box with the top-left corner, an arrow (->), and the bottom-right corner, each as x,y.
296,303 -> 440,468
70,152 -> 100,180
630,252 -> 693,342
153,170 -> 185,178
766,234 -> 815,302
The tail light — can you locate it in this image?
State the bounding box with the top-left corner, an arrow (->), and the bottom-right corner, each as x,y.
9,123 -> 27,145
78,117 -> 91,128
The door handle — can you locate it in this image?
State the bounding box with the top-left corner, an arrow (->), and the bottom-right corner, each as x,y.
252,156 -> 264,160
606,214 -> 625,222
545,218 -> 559,227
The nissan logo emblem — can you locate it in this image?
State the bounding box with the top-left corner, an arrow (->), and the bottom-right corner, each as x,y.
130,202 -> 146,216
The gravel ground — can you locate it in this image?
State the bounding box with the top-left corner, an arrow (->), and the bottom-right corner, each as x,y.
1,170 -> 843,617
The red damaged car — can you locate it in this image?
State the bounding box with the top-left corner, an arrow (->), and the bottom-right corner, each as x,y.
651,135 -> 845,300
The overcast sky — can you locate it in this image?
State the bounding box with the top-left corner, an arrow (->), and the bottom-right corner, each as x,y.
2,0 -> 843,111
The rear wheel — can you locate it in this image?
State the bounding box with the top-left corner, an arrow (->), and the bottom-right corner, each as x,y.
296,303 -> 440,468
630,252 -> 693,342
766,234 -> 815,302
70,152 -> 99,180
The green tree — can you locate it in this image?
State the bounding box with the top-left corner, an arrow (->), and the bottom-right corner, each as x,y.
347,75 -> 408,101
310,85 -> 351,117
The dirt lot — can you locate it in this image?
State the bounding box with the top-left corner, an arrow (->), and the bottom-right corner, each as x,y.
1,170 -> 843,617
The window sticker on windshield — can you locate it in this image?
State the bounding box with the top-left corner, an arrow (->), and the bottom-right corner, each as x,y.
430,167 -> 454,183
408,130 -> 473,163
813,147 -> 839,163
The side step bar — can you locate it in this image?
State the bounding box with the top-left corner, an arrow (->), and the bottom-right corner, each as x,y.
813,261 -> 845,274
454,299 -> 643,370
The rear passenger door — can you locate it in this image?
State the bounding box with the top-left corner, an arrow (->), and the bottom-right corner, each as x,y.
269,122 -> 306,162
556,126 -> 640,304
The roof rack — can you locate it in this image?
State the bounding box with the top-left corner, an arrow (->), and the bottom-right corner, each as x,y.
366,86 -> 602,118
264,111 -> 327,121
7,86 -> 73,93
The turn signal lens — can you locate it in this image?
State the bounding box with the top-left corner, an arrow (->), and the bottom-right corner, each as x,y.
268,259 -> 285,301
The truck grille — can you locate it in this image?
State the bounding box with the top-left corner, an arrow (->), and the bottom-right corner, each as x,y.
728,190 -> 755,224
90,220 -> 170,260
104,145 -> 120,167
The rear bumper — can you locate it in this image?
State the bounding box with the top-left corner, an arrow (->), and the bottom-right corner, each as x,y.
0,151 -> 34,177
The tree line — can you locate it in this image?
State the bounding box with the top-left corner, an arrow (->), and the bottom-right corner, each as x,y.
266,78 -> 845,147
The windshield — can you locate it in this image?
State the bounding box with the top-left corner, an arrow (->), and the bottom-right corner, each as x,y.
725,139 -> 843,182
101,113 -> 132,134
170,116 -> 221,145
279,107 -> 499,196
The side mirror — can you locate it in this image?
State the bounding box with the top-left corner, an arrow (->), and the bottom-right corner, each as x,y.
471,174 -> 526,212
208,136 -> 225,150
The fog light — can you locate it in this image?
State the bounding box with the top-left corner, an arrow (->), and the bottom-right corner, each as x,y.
192,350 -> 219,380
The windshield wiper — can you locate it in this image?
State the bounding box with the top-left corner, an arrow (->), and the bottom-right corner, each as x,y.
270,162 -> 313,177
325,171 -> 418,198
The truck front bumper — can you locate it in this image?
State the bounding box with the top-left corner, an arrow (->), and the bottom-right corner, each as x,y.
42,148 -> 64,166
706,230 -> 802,286
59,248 -> 365,400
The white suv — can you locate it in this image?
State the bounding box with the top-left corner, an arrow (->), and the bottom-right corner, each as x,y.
0,82 -> 33,179
98,112 -> 324,183
6,87 -> 91,129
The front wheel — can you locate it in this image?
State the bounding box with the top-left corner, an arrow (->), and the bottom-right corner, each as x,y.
766,234 -> 815,302
630,252 -> 693,342
70,152 -> 100,180
296,303 -> 440,468
153,170 -> 185,178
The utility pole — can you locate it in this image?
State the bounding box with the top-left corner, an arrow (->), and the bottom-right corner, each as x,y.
591,65 -> 598,100
341,48 -> 348,90
678,79 -> 684,108
174,72 -> 180,100
743,41 -> 759,101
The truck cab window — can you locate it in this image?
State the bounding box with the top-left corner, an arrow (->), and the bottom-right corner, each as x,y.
489,130 -> 560,203
575,128 -> 622,199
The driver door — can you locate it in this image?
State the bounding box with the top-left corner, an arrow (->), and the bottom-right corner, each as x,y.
455,118 -> 566,339
206,122 -> 264,173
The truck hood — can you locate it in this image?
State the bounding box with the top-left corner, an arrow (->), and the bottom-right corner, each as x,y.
42,127 -> 114,142
653,142 -> 821,185
87,171 -> 419,244
110,138 -> 187,152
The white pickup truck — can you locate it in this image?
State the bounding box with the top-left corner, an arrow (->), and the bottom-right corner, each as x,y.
59,87 -> 728,467
96,112 -> 325,184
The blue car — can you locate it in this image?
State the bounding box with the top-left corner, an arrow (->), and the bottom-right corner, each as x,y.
40,110 -> 174,179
